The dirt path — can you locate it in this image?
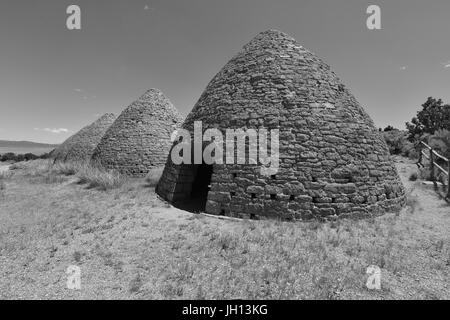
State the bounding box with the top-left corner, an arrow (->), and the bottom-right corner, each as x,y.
396,157 -> 449,234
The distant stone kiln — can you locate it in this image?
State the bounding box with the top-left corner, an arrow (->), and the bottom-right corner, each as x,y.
53,113 -> 116,163
156,30 -> 405,220
91,89 -> 183,177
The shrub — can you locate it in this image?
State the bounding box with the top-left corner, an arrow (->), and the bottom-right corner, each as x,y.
1,153 -> 17,162
418,168 -> 432,181
406,97 -> 450,140
145,167 -> 164,187
39,152 -> 52,160
0,152 -> 39,163
428,129 -> 450,159
382,130 -> 417,158
406,148 -> 419,160
24,153 -> 39,161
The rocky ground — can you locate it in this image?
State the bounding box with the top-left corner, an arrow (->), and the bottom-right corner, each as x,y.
0,158 -> 448,299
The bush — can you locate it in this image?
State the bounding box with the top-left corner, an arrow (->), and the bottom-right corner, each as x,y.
382,130 -> 417,159
406,97 -> 450,140
15,154 -> 25,162
39,152 -> 52,160
419,168 -> 432,181
0,152 -> 40,163
406,148 -> 419,160
1,153 -> 17,162
428,129 -> 450,159
145,167 -> 164,187
24,153 -> 39,161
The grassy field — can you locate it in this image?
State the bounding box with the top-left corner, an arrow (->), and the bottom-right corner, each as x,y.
0,158 -> 449,299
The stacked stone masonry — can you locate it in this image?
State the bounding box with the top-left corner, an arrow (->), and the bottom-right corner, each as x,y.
91,89 -> 184,177
52,113 -> 116,163
156,30 -> 406,220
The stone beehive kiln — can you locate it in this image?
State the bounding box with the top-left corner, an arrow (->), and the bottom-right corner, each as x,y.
53,113 -> 116,163
156,30 -> 406,220
91,89 -> 184,177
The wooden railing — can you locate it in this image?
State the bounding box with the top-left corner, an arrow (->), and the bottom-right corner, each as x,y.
419,141 -> 450,199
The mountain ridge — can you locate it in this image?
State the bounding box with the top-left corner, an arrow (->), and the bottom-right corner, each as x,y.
0,140 -> 59,148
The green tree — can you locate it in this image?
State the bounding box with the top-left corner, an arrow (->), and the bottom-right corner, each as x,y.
429,129 -> 450,159
406,97 -> 450,141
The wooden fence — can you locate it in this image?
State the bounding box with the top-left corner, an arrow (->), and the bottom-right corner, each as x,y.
418,141 -> 450,199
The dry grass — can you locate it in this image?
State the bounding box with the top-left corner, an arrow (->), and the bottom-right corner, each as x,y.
0,170 -> 13,180
0,170 -> 14,195
0,158 -> 448,299
75,164 -> 125,191
8,162 -> 27,171
52,161 -> 82,176
10,159 -> 127,190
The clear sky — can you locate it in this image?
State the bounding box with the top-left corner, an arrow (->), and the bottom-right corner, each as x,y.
0,0 -> 449,143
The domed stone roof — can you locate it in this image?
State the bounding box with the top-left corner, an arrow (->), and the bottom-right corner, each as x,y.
53,113 -> 116,163
91,89 -> 184,177
156,30 -> 405,220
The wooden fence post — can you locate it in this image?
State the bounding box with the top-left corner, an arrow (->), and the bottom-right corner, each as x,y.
430,148 -> 435,182
447,161 -> 450,199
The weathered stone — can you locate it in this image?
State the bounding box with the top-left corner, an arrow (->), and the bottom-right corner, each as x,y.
156,30 -> 405,220
324,183 -> 357,194
246,185 -> 264,194
314,197 -> 333,203
205,200 -> 221,214
91,89 -> 183,177
297,195 -> 313,203
52,113 -> 116,162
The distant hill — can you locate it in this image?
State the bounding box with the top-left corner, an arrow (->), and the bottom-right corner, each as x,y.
0,140 -> 59,156
0,140 -> 59,148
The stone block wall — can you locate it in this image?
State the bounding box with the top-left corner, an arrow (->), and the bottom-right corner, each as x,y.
52,113 -> 116,163
156,30 -> 406,220
91,89 -> 184,177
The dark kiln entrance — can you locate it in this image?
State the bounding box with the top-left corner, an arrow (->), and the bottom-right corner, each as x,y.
175,163 -> 213,213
